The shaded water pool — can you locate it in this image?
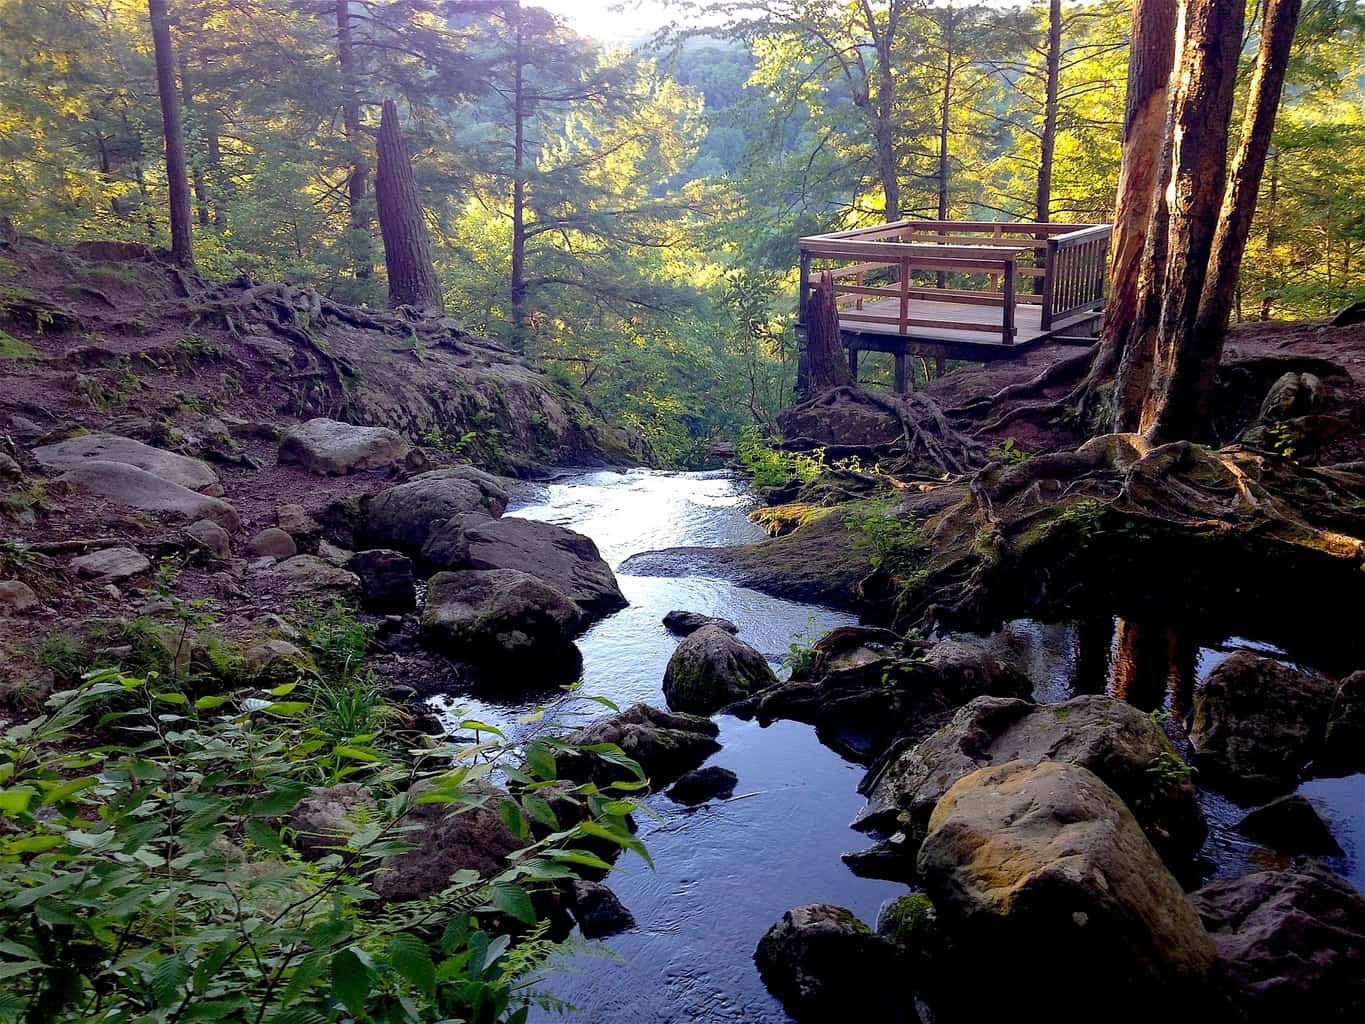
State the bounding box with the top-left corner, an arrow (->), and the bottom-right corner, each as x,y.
427,468 -> 1362,1022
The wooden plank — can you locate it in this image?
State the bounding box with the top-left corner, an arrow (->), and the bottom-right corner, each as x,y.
800,239 -> 1027,263
803,220 -> 1095,241
840,311 -> 1008,334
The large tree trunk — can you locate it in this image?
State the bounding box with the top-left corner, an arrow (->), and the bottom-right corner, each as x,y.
1140,0 -> 1303,435
148,0 -> 194,269
374,98 -> 443,312
1141,0 -> 1299,442
1034,0 -> 1061,224
804,272 -> 852,393
336,0 -> 371,280
1082,0 -> 1177,428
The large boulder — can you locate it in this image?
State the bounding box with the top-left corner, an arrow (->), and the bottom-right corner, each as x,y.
1190,651 -> 1336,795
567,880 -> 636,939
421,569 -> 583,667
1192,864 -> 1365,1023
753,904 -> 912,1022
855,695 -> 1206,869
372,783 -> 523,902
278,417 -> 410,476
361,466 -> 509,552
662,624 -> 777,715
245,527 -> 297,560
917,760 -> 1216,1016
259,555 -> 360,600
662,610 -> 739,637
35,432 -> 221,494
184,519 -> 231,559
56,460 -> 240,529
286,783 -> 375,860
561,703 -> 720,788
0,580 -> 39,615
347,549 -> 416,613
428,515 -> 627,619
1233,794 -> 1343,857
734,630 -> 1031,763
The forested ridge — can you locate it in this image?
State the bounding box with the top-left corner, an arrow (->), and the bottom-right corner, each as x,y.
1,0 -> 1360,459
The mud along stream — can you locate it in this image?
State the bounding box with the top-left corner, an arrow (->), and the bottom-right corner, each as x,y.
423,468 -> 1363,1023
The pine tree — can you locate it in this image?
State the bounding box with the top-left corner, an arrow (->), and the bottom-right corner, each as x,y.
374,97 -> 442,312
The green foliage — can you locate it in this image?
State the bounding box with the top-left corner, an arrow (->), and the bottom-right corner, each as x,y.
1056,499 -> 1107,539
0,329 -> 36,359
735,429 -> 824,491
989,438 -> 1031,464
847,496 -> 923,573
0,670 -> 652,1023
421,427 -> 478,457
780,619 -> 826,677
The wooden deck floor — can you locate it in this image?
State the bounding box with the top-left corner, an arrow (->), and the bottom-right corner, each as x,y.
841,296 -> 1047,348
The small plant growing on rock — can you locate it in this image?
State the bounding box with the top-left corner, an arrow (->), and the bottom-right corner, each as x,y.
989,438 -> 1031,464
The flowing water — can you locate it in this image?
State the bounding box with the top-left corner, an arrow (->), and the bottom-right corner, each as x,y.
425,468 -> 1363,1023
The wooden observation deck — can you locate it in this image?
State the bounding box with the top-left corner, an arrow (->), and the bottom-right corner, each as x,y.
798,219 -> 1112,392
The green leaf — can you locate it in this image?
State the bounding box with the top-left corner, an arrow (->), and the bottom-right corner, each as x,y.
331,947 -> 371,1015
459,718 -> 506,738
0,787 -> 36,815
522,794 -> 560,829
543,848 -> 616,872
0,961 -> 44,981
281,951 -> 327,1007
150,954 -> 191,1007
498,799 -> 528,839
245,818 -> 286,856
268,682 -> 299,696
264,701 -> 309,716
388,932 -> 436,996
490,881 -> 536,925
194,694 -> 233,710
332,745 -> 380,763
525,742 -> 556,780
153,691 -> 188,705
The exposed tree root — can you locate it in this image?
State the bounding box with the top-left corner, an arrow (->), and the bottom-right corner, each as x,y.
950,348 -> 1096,418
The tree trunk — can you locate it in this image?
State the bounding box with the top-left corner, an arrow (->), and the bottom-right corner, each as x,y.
177,54 -> 210,228
1034,0 -> 1061,224
148,0 -> 194,269
374,98 -> 443,312
804,273 -> 851,393
1137,0 -> 1247,441
336,0 -> 370,279
1083,0 -> 1177,428
873,39 -> 900,221
509,6 -> 528,346
1260,150 -> 1279,320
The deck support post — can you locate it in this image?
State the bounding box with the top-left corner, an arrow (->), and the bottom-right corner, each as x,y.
935,353 -> 946,378
894,351 -> 909,394
848,344 -> 859,382
1002,258 -> 1017,346
798,251 -> 811,326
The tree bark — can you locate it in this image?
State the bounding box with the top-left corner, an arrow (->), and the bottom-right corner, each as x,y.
148,0 -> 194,269
1138,0 -> 1255,442
1085,0 -> 1177,428
804,273 -> 851,393
1034,0 -> 1061,224
374,98 -> 443,312
336,0 -> 371,279
1141,0 -> 1299,436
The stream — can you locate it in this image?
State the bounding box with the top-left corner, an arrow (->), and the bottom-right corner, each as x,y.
427,468 -> 1363,1023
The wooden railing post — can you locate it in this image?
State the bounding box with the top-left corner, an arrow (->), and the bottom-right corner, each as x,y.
798,250 -> 811,326
1041,239 -> 1057,330
899,255 -> 910,335
1002,257 -> 1017,345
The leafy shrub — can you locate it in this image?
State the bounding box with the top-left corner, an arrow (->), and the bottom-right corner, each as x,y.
0,672 -> 650,1023
735,428 -> 824,492
846,496 -> 923,572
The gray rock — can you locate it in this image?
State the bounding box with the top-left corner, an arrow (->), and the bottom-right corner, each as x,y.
1233,795 -> 1343,857
347,549 -> 416,613
754,904 -> 910,1022
662,625 -> 777,715
568,880 -> 636,938
245,527 -> 298,559
562,703 -> 720,788
855,694 -> 1206,868
70,546 -> 151,581
35,432 -> 222,493
362,466 -> 509,552
278,417 -> 410,476
1193,863 -> 1365,1023
0,453 -> 20,480
57,460 -> 240,530
0,579 -> 40,614
439,515 -> 626,618
276,503 -> 320,539
243,638 -> 315,683
421,569 -> 583,666
185,519 -> 231,559
1191,651 -> 1337,795
372,783 -> 523,902
666,765 -> 738,805
662,610 -> 739,637
286,783 -> 376,860
317,539 -> 353,566
917,760 -> 1216,1015
262,555 -> 360,600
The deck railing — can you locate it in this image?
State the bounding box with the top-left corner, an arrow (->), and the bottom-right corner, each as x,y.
798,219 -> 1111,344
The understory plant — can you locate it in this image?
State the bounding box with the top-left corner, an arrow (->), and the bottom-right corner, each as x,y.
0,669 -> 650,1023
735,428 -> 824,493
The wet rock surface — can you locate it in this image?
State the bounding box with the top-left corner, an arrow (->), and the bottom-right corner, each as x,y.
361,466 -> 509,552
1233,794 -> 1343,857
917,760 -> 1217,1017
568,880 -> 636,938
753,904 -> 913,1022
662,609 -> 739,636
856,693 -> 1206,869
560,703 -> 720,788
1190,651 -> 1337,796
1192,863 -> 1365,1023
346,549 -> 416,614
421,568 -> 583,668
662,624 -> 777,714
666,765 -> 738,805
